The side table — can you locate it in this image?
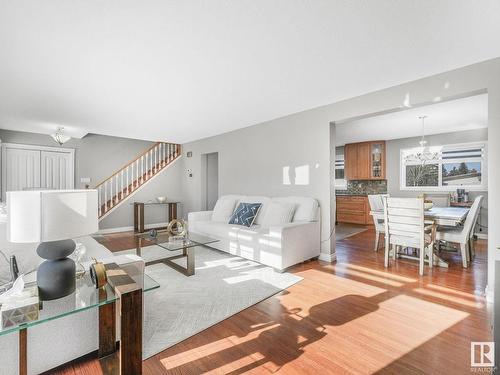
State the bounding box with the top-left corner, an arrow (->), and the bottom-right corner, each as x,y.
1,264 -> 159,375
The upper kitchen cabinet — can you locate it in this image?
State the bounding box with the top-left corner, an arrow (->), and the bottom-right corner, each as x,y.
344,141 -> 386,180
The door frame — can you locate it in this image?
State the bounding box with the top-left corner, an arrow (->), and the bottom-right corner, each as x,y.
1,142 -> 75,201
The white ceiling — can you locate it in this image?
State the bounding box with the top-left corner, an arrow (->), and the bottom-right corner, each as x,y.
0,1 -> 499,143
335,93 -> 488,145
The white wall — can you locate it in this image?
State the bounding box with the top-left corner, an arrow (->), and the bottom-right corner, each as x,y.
182,109 -> 334,258
182,57 -> 500,298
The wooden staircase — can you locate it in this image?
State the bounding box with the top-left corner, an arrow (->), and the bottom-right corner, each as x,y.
95,142 -> 181,219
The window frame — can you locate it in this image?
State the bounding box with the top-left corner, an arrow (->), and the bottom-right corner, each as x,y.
400,141 -> 487,192
334,155 -> 347,190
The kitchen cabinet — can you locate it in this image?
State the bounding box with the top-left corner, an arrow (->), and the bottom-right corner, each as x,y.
336,195 -> 372,225
344,141 -> 385,180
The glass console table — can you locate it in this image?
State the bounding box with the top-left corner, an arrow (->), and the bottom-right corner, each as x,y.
0,266 -> 159,375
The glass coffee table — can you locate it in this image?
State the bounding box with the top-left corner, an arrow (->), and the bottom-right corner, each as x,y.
135,231 -> 219,276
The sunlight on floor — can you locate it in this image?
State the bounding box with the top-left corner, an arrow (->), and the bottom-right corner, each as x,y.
320,294 -> 470,373
342,263 -> 417,283
425,283 -> 485,299
160,324 -> 280,371
414,287 -> 484,308
333,264 -> 405,287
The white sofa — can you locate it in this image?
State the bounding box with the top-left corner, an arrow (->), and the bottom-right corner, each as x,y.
188,195 -> 320,270
0,216 -> 145,375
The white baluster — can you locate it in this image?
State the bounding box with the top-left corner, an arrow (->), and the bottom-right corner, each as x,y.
162,143 -> 165,165
98,185 -> 101,216
126,166 -> 129,195
110,178 -> 114,207
104,181 -> 108,211
149,150 -> 152,177
136,160 -> 139,186
141,155 -> 144,182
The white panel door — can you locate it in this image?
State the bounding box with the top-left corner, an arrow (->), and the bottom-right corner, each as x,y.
2,147 -> 41,198
40,150 -> 74,189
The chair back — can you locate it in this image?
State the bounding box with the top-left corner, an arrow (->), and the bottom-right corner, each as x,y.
368,194 -> 388,230
384,197 -> 425,249
463,195 -> 483,239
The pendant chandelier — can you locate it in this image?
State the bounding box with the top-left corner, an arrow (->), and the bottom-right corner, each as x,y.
51,127 -> 71,146
405,116 -> 439,164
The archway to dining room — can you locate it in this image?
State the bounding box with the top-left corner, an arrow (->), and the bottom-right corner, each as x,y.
330,91 -> 489,295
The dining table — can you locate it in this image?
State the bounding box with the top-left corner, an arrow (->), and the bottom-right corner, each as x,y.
370,206 -> 469,227
370,206 -> 470,268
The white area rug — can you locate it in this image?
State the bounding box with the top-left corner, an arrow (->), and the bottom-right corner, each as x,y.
115,245 -> 302,359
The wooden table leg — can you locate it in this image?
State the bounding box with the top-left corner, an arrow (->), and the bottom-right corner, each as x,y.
134,203 -> 144,233
168,203 -> 177,221
104,263 -> 143,375
19,327 -> 27,375
120,289 -> 143,375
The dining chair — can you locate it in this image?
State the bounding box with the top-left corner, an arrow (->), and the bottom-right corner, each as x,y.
384,197 -> 435,276
435,195 -> 483,268
368,194 -> 388,251
468,195 -> 484,260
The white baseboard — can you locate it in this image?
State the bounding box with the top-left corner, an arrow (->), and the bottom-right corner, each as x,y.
475,232 -> 488,240
97,222 -> 169,235
485,284 -> 494,303
319,252 -> 337,263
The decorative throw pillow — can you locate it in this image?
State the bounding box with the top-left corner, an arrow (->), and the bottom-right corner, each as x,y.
261,202 -> 296,227
228,203 -> 262,227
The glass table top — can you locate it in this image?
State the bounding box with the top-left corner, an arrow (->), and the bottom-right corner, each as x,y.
0,273 -> 159,337
137,232 -> 220,252
130,201 -> 180,205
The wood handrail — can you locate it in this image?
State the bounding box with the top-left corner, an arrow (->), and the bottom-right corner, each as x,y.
94,142 -> 177,188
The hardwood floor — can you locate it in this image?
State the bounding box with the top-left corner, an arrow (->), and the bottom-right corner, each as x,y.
56,229 -> 491,374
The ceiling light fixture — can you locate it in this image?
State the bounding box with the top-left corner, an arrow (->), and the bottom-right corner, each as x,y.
51,127 -> 71,146
405,116 -> 439,164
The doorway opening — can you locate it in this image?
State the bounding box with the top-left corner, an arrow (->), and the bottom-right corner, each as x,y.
200,152 -> 219,211
331,92 -> 488,290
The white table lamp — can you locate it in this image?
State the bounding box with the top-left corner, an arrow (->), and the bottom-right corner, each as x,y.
7,190 -> 98,300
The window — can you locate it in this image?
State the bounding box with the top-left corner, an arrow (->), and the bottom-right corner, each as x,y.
400,142 -> 486,191
334,147 -> 347,189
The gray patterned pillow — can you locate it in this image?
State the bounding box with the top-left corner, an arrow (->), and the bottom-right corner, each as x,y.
228,203 -> 262,227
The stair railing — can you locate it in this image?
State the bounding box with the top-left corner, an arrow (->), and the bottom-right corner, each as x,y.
95,142 -> 180,218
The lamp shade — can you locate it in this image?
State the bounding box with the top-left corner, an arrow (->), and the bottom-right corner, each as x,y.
7,190 -> 99,243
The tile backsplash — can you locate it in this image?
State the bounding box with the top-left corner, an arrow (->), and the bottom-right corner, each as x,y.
336,180 -> 387,195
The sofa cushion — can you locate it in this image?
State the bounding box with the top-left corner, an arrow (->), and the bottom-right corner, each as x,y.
261,202 -> 296,227
212,196 -> 238,222
272,196 -> 319,222
228,203 -> 262,227
193,220 -> 241,240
